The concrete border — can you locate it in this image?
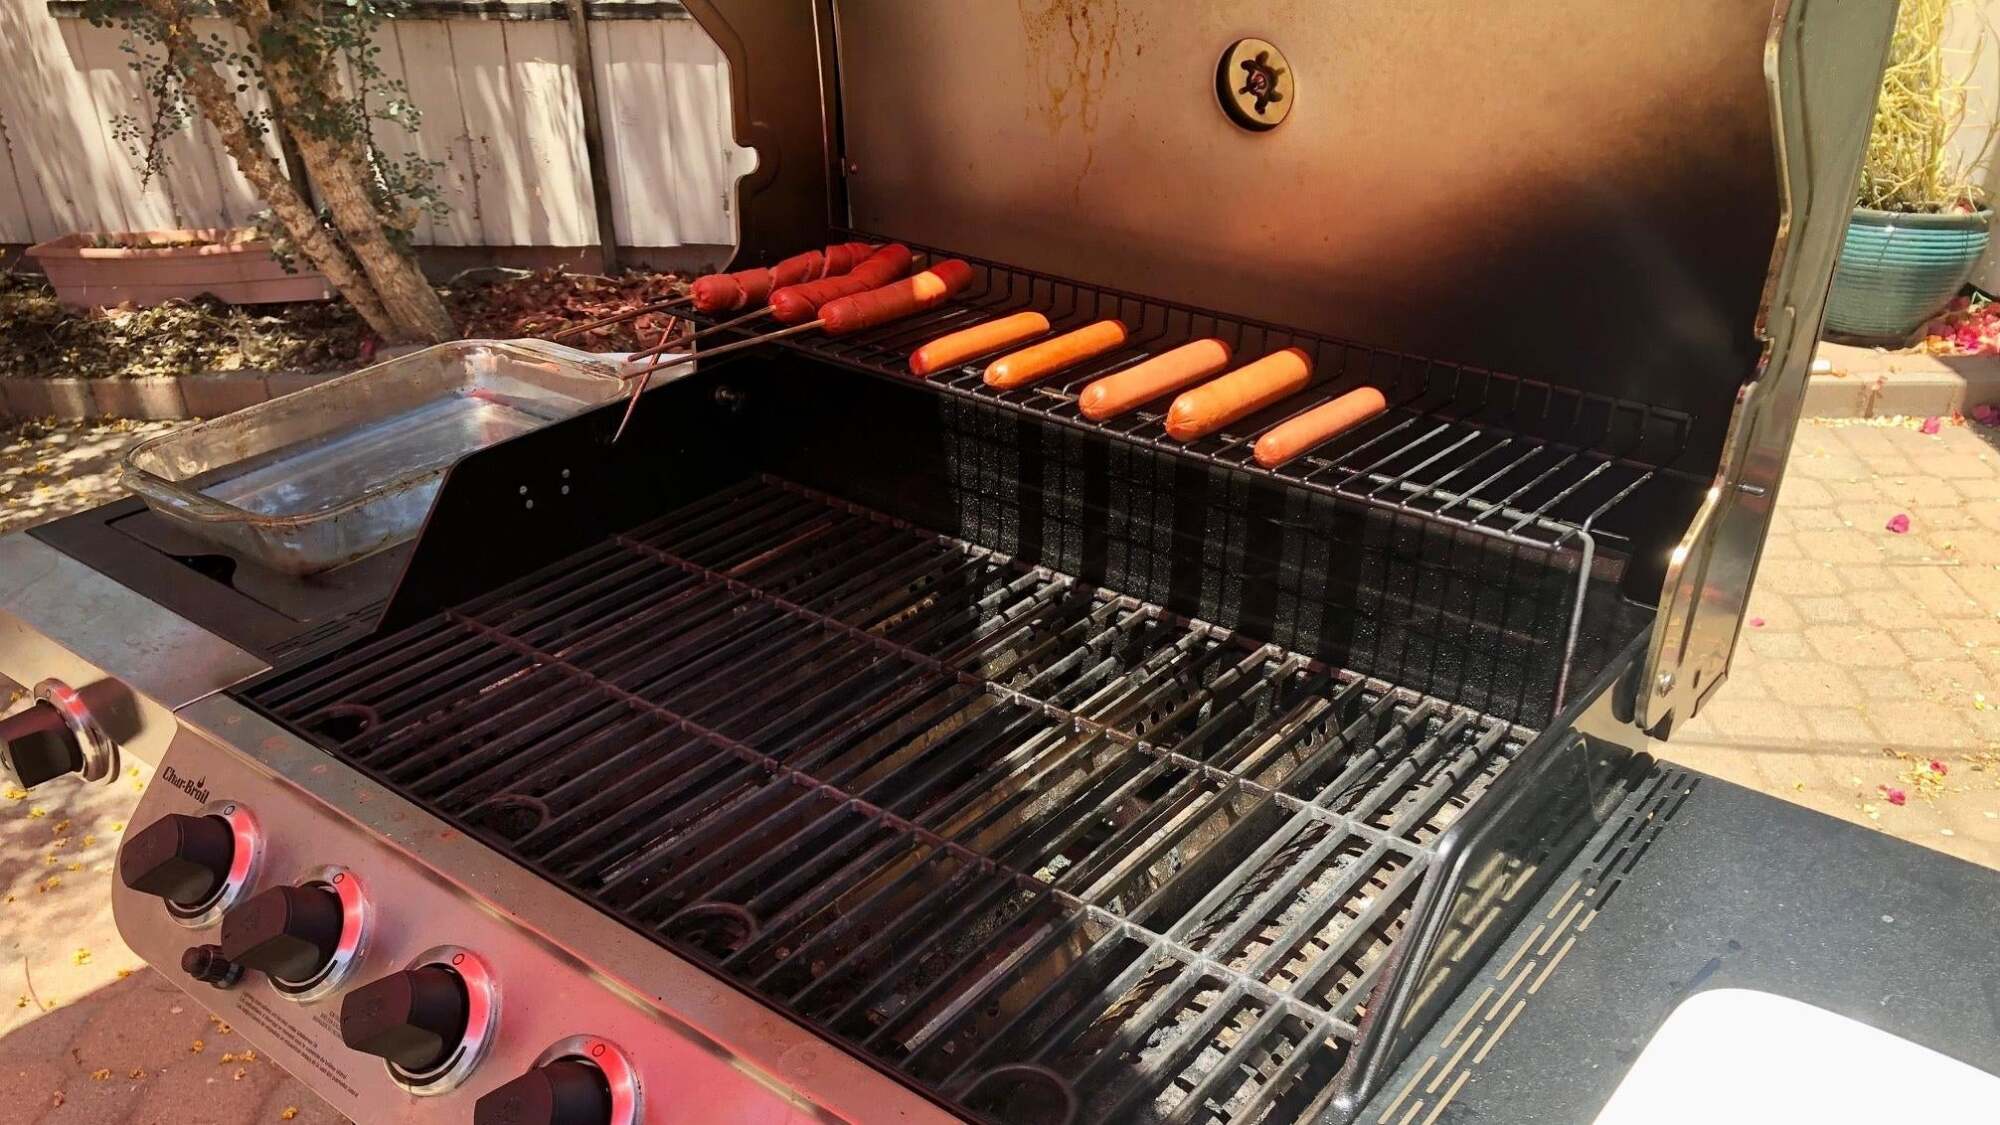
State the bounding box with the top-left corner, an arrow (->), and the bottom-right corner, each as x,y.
1807,341 -> 2000,419
0,344 -> 436,421
0,369 -> 333,421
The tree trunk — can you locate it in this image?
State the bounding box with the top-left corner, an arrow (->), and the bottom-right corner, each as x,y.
239,0 -> 457,344
141,1 -> 401,342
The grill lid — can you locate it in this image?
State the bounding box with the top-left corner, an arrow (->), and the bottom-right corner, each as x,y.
686,0 -> 1896,735
702,0 -> 1821,467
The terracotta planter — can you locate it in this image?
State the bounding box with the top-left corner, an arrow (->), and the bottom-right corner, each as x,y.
27,227 -> 331,309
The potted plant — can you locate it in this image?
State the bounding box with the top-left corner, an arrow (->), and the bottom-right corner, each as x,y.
1826,0 -> 1998,342
27,227 -> 332,310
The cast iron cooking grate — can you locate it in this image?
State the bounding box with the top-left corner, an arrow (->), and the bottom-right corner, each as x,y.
244,476 -> 1532,1124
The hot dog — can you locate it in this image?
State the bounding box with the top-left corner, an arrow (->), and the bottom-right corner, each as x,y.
822,240 -> 874,277
1076,338 -> 1233,421
821,260 -> 977,335
909,311 -> 1051,377
1163,347 -> 1313,441
985,320 -> 1130,389
1252,387 -> 1388,467
769,244 -> 915,324
688,241 -> 875,314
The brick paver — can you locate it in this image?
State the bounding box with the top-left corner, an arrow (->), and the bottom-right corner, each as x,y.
1672,418 -> 2000,870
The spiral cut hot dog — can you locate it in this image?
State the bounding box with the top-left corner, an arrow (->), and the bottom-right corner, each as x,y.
821,260 -> 978,335
688,240 -> 876,315
769,244 -> 917,324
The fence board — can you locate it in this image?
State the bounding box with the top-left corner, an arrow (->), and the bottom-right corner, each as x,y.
0,5 -> 109,236
656,17 -> 733,246
503,22 -> 595,247
62,20 -> 171,231
366,22 -> 437,246
123,34 -> 247,229
446,21 -> 523,249
0,106 -> 52,244
595,17 -> 675,247
393,20 -> 485,245
0,8 -> 741,254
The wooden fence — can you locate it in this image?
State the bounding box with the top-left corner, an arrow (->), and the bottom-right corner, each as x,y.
0,4 -> 751,262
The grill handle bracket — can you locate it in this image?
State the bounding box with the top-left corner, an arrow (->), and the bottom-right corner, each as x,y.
1640,0 -> 1897,738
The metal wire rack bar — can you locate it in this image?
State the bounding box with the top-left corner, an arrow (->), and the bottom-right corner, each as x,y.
675,235 -> 1695,560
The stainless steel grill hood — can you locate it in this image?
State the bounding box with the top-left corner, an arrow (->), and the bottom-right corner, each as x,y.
688,0 -> 1897,735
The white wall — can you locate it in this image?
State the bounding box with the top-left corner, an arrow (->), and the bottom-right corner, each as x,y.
1947,1 -> 2000,289
0,6 -> 751,255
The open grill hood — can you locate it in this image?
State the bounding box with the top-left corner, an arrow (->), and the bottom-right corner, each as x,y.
684,0 -> 1897,735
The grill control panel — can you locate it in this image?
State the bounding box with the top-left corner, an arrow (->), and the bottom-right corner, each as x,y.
110,713 -> 923,1124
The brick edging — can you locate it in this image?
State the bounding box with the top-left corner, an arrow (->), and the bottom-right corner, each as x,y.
0,346 -> 429,421
1807,342 -> 2000,419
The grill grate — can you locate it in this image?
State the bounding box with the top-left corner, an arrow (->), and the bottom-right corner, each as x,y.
245,477 -> 1530,1124
681,237 -> 1696,558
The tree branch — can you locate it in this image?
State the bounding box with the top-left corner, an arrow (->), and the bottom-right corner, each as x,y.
137,0 -> 401,340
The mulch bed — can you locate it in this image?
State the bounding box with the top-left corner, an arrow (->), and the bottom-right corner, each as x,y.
0,269 -> 688,379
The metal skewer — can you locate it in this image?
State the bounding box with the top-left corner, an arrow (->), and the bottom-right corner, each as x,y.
619,319 -> 827,388
548,293 -> 693,342
626,306 -> 775,360
610,314 -> 683,443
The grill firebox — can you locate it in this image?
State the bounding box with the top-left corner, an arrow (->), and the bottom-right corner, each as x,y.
246,475 -> 1532,1123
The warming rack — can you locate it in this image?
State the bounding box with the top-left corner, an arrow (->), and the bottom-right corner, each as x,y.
677,237 -> 1696,562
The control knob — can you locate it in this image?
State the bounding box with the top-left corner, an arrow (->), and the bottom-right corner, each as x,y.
118,813 -> 235,908
475,1058 -> 614,1125
339,965 -> 469,1074
0,701 -> 84,788
218,883 -> 345,983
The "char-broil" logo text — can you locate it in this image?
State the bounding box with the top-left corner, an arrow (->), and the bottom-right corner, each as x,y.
160,765 -> 209,805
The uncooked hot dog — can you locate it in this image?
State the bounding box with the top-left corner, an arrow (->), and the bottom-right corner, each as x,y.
1252,387 -> 1388,467
770,244 -> 915,324
985,320 -> 1130,389
1164,347 -> 1314,441
1077,338 -> 1233,421
821,260 -> 977,335
909,311 -> 1050,377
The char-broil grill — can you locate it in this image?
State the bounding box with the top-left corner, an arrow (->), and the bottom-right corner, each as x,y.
248,0 -> 1894,1118
23,3 -> 1931,1123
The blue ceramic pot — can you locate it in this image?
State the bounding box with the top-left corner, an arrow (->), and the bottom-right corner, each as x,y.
1826,206 -> 1992,342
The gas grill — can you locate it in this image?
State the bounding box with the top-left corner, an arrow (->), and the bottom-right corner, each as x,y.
8,2 -> 2000,1123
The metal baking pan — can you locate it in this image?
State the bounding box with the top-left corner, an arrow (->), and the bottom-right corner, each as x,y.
123,340 -> 629,575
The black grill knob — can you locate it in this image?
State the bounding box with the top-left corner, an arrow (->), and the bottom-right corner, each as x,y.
339,965 -> 469,1073
474,1058 -> 613,1125
181,944 -> 241,988
119,813 -> 235,907
0,701 -> 84,789
219,883 -> 345,983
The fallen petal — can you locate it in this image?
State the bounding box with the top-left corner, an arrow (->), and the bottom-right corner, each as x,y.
1749,617 -> 1766,628
1885,513 -> 1911,534
1931,759 -> 1949,775
1920,416 -> 1942,435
